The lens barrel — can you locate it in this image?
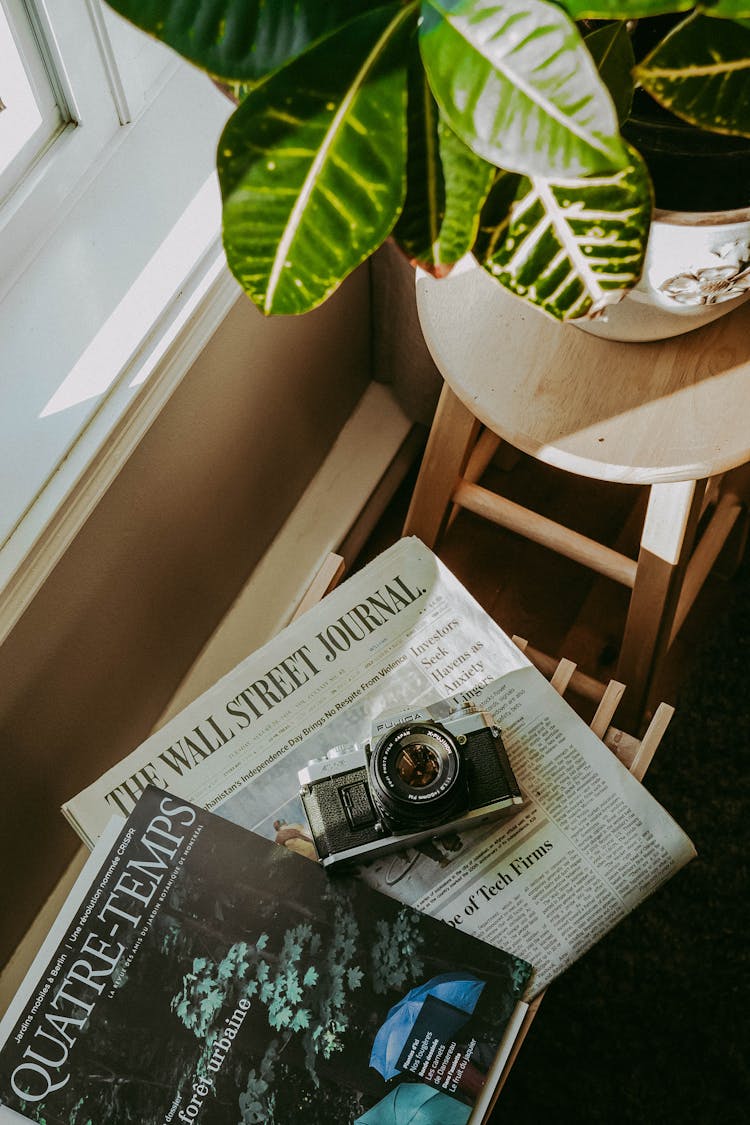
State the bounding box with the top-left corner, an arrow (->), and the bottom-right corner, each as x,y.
368,722 -> 468,830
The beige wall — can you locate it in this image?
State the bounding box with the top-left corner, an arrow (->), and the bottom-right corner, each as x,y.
0,269 -> 371,965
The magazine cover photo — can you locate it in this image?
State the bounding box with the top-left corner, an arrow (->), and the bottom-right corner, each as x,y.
0,788 -> 531,1125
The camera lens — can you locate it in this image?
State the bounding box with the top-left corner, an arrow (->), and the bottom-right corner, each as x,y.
394,744 -> 440,788
368,722 -> 468,830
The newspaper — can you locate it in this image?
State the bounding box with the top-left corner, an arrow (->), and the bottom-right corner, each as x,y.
64,537 -> 695,996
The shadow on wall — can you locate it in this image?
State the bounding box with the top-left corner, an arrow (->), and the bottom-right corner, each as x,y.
371,240 -> 443,427
0,267 -> 371,967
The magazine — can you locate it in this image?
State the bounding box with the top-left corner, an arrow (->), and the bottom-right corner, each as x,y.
63,538 -> 695,997
0,787 -> 530,1125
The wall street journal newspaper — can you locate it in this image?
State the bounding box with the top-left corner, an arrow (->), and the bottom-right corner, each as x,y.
63,537 -> 694,996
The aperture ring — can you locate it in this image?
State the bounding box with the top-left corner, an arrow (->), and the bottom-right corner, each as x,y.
368,722 -> 468,830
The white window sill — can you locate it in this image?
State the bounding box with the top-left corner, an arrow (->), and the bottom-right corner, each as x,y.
0,60 -> 240,645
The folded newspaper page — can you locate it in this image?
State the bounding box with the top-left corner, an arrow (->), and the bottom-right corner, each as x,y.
64,537 -> 695,996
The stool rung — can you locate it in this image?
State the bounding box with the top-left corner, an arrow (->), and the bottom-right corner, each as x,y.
453,480 -> 638,588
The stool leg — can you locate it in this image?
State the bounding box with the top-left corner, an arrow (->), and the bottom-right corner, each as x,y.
403,382 -> 480,547
616,479 -> 705,730
445,428 -> 502,534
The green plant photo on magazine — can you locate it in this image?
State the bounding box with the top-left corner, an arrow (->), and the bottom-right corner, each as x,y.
106,1 -> 750,321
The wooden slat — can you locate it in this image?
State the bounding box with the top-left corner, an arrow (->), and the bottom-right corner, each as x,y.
550,657 -> 577,695
453,480 -> 638,588
590,680 -> 626,740
630,702 -> 674,782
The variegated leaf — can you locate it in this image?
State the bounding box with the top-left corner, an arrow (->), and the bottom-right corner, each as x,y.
435,122 -> 496,266
637,13 -> 750,136
558,1 -> 692,15
704,3 -> 750,18
218,5 -> 413,315
482,146 -> 653,321
393,65 -> 445,266
419,0 -> 625,178
106,0 -> 373,82
473,169 -> 524,263
585,22 -> 635,126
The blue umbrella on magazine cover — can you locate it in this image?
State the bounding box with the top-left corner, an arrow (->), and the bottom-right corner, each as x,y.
355,1082 -> 472,1124
370,972 -> 486,1081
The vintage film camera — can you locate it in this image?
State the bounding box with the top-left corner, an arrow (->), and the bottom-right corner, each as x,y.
298,702 -> 523,868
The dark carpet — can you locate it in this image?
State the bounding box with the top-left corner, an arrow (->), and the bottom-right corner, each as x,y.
493,559 -> 750,1125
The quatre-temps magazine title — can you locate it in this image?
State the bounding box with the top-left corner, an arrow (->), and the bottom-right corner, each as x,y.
0,787 -> 531,1124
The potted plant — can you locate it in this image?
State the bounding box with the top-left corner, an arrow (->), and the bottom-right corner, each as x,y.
106,1 -> 750,339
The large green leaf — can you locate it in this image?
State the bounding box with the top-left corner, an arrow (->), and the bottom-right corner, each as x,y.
435,122 -> 496,265
481,145 -> 653,321
556,2 -> 693,15
703,3 -> 750,18
106,0 -> 373,82
419,0 -> 625,178
218,5 -> 413,315
392,64 -> 445,265
392,83 -> 497,270
473,169 -> 524,262
637,13 -> 750,136
585,22 -> 635,126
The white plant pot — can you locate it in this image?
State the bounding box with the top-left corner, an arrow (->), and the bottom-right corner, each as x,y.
577,206 -> 750,342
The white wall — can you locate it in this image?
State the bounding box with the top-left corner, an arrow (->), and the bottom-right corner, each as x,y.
0,268 -> 371,965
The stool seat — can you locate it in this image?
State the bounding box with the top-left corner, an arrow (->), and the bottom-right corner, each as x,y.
416,259 -> 750,485
405,260 -> 750,728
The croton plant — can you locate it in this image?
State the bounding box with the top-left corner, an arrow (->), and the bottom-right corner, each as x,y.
107,1 -> 750,320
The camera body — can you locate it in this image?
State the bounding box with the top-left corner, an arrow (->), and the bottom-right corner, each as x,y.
298,703 -> 523,868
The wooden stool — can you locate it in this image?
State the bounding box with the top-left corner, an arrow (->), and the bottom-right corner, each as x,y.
403,262 -> 750,729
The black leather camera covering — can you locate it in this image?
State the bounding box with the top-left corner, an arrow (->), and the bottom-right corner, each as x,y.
301,766 -> 384,860
462,726 -> 521,805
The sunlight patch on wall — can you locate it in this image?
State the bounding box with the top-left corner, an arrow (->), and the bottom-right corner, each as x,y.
40,173 -> 221,418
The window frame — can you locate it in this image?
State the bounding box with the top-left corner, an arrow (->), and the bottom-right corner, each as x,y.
0,0 -> 66,204
0,1 -> 240,644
